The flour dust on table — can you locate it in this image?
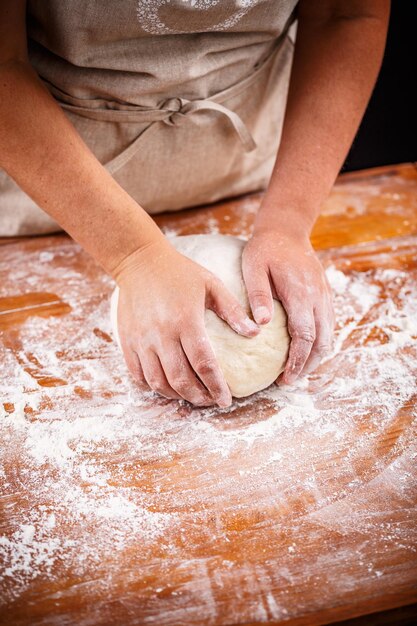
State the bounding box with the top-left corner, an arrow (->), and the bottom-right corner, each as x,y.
110,234 -> 290,398
1,228 -> 417,620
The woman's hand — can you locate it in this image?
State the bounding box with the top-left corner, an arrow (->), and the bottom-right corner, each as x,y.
114,239 -> 259,407
242,229 -> 334,385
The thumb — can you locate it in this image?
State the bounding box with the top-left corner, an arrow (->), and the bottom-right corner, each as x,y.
207,277 -> 259,337
242,263 -> 274,324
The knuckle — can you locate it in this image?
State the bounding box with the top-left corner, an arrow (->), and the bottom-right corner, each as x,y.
249,289 -> 268,301
166,362 -> 182,381
290,328 -> 315,343
146,375 -> 162,391
195,357 -> 217,377
207,274 -> 222,292
227,301 -> 243,319
139,338 -> 158,353
171,377 -> 192,395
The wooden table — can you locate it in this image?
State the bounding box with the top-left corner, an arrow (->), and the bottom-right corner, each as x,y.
1,164 -> 416,625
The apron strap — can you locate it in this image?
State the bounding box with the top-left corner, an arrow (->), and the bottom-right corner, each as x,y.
51,36 -> 290,176
160,97 -> 257,152
104,96 -> 256,175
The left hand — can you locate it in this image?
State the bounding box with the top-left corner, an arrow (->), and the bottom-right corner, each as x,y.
242,229 -> 334,384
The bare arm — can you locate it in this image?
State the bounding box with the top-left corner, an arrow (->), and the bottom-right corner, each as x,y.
0,0 -> 164,275
243,0 -> 390,383
257,0 -> 390,235
0,0 -> 257,406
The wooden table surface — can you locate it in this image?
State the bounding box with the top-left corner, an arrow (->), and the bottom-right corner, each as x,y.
0,163 -> 416,625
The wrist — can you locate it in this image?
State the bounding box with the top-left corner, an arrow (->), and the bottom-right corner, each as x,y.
111,235 -> 173,285
93,194 -> 167,279
254,200 -> 315,243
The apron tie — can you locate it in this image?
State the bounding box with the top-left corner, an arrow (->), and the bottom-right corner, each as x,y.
55,93 -> 257,174
159,97 -> 256,152
45,35 -> 291,177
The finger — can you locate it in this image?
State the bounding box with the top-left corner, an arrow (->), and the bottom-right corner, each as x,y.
128,349 -> 150,391
158,341 -> 214,406
280,301 -> 315,385
181,328 -> 232,408
242,263 -> 274,325
119,334 -> 150,391
302,307 -> 334,375
207,278 -> 259,337
324,275 -> 336,325
140,349 -> 182,401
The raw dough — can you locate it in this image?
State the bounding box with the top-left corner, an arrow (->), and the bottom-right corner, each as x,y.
110,234 -> 290,398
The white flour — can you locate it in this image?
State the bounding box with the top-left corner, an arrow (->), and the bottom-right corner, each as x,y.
1,235 -> 417,619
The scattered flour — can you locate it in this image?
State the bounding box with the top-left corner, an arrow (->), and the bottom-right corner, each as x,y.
0,238 -> 416,618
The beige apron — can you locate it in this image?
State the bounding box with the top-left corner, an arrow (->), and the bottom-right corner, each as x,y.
0,0 -> 297,236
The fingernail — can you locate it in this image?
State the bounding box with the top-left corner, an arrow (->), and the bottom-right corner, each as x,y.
254,306 -> 271,324
243,318 -> 259,333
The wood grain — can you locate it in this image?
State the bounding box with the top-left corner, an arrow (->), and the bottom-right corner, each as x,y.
0,163 -> 416,625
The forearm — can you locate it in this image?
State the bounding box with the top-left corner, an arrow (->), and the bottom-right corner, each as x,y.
0,61 -> 164,275
256,0 -> 390,237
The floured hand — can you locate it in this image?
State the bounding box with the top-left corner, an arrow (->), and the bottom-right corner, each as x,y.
114,239 -> 258,407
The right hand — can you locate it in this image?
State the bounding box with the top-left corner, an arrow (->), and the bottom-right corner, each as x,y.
114,239 -> 259,407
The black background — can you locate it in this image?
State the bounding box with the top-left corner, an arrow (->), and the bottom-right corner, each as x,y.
342,0 -> 417,172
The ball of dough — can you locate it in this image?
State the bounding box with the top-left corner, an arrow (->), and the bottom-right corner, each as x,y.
110,234 -> 290,398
